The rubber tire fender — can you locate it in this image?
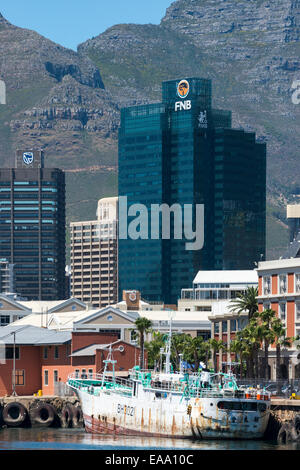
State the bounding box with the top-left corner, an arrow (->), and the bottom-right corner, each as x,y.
71,405 -> 83,428
294,414 -> 300,437
30,403 -> 56,427
2,402 -> 27,427
60,404 -> 73,428
277,422 -> 299,444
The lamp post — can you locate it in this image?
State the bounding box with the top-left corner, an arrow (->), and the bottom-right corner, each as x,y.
11,331 -> 17,396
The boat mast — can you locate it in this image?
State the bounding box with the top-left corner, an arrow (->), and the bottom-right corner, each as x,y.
101,344 -> 117,387
165,316 -> 172,374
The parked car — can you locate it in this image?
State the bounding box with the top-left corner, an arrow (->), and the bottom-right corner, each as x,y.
264,384 -> 279,396
281,384 -> 299,396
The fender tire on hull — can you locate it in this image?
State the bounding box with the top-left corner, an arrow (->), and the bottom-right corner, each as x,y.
71,405 -> 83,428
2,402 -> 27,427
60,404 -> 73,428
277,422 -> 299,444
30,403 -> 56,427
294,414 -> 300,436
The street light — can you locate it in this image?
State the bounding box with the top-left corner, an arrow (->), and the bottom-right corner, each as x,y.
11,331 -> 17,397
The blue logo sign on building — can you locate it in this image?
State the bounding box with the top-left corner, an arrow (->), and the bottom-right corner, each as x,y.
23,152 -> 34,165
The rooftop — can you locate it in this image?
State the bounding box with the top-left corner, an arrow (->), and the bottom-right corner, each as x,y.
0,324 -> 71,345
193,270 -> 258,285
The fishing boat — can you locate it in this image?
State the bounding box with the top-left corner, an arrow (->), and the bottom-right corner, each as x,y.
67,322 -> 271,440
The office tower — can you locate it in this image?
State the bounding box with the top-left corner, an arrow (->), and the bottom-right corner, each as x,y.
118,77 -> 266,304
0,150 -> 66,300
285,204 -> 300,258
70,197 -> 118,307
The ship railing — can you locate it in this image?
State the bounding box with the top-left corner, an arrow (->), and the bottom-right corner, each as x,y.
67,372 -> 133,391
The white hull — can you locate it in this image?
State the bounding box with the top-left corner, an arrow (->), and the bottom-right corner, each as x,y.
76,387 -> 270,440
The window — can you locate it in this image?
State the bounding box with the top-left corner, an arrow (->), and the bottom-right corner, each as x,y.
296,274 -> 300,293
237,318 -> 248,331
15,370 -> 25,386
43,347 -> 48,359
5,346 -> 20,360
222,321 -> 227,333
44,370 -> 48,386
54,346 -> 59,359
130,330 -> 137,343
279,303 -> 286,322
296,303 -> 300,322
88,369 -> 93,378
230,319 -> 237,332
53,370 -> 58,384
75,369 -> 80,378
263,276 -> 271,295
279,274 -> 287,294
214,322 -> 220,334
81,369 -> 87,379
0,315 -> 10,326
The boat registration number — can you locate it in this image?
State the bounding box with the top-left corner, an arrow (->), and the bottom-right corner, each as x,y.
117,404 -> 135,416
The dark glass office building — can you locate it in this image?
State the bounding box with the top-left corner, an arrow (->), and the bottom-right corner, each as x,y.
0,150 -> 66,300
118,78 -> 266,304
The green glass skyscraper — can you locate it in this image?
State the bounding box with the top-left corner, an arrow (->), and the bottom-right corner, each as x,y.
118,78 -> 266,304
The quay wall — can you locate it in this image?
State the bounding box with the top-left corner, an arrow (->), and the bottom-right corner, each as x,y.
0,395 -> 83,429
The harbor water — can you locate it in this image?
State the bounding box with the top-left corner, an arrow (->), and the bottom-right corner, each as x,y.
0,427 -> 299,450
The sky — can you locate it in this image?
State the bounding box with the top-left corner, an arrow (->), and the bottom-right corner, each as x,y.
1,0 -> 174,50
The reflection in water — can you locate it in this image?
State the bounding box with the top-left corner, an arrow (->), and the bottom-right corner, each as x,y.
0,427 -> 299,450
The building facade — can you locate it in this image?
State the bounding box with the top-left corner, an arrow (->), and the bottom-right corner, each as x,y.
257,258 -> 300,379
0,324 -> 142,396
70,197 -> 118,308
118,77 -> 266,304
0,150 -> 66,300
0,260 -> 15,294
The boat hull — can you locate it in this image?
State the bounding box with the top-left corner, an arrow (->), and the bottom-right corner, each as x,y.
76,389 -> 270,440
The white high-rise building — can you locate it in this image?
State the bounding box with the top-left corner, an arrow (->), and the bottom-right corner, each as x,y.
70,197 -> 118,308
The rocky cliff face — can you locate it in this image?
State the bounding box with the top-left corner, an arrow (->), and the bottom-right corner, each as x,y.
0,14 -> 119,223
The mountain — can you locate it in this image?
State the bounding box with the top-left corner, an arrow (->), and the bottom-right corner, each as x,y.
1,1 -> 300,258
0,13 -> 119,225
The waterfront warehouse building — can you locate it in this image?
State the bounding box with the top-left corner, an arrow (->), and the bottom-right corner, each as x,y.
70,197 -> 118,308
0,150 -> 66,300
118,78 -> 266,305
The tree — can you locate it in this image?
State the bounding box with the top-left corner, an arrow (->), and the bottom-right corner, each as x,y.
170,333 -> 192,371
236,320 -> 261,379
144,331 -> 166,370
257,309 -> 276,380
134,317 -> 152,370
230,286 -> 258,321
272,318 -> 295,392
209,339 -> 226,372
229,338 -> 246,379
183,336 -> 211,371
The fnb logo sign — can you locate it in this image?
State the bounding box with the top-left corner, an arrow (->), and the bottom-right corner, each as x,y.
175,79 -> 191,111
175,100 -> 191,111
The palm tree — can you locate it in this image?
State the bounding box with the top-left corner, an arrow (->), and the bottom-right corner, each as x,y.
257,309 -> 276,380
236,321 -> 261,379
134,317 -> 152,370
230,286 -> 258,321
229,338 -> 246,378
144,331 -> 165,370
184,336 -> 211,371
171,333 -> 192,371
272,318 -> 295,392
